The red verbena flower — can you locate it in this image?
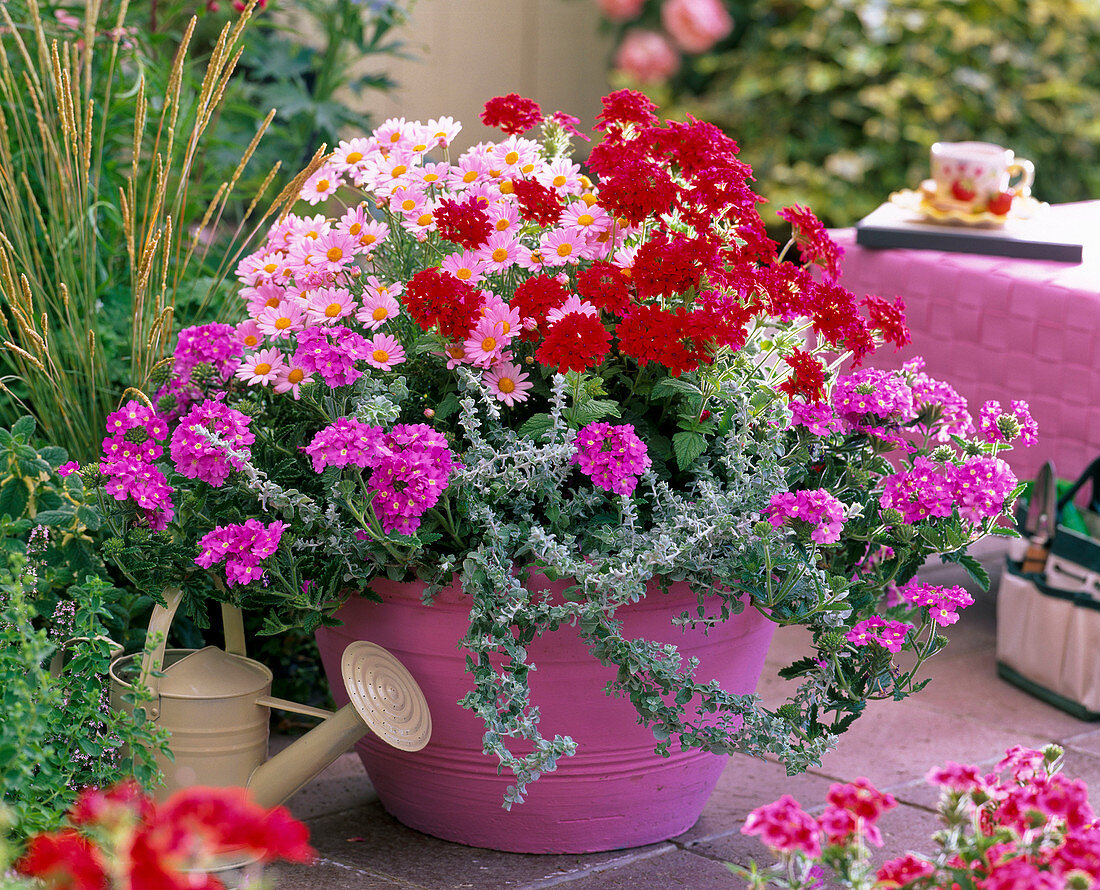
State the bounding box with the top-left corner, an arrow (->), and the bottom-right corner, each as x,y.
778,204 -> 844,282
779,349 -> 826,402
615,304 -> 711,376
510,274 -> 570,340
403,268 -> 484,341
597,159 -> 679,226
631,232 -> 717,300
550,110 -> 590,142
480,93 -> 543,136
575,261 -> 634,315
535,312 -> 611,373
595,88 -> 658,131
512,178 -> 563,227
862,294 -> 910,349
17,830 -> 108,890
433,197 -> 492,250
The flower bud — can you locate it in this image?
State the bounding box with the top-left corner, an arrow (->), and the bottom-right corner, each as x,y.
423,408 -> 436,419
189,361 -> 217,387
931,444 -> 956,462
123,426 -> 149,444
819,631 -> 847,652
157,393 -> 178,414
775,703 -> 801,722
995,413 -> 1022,442
148,361 -> 174,388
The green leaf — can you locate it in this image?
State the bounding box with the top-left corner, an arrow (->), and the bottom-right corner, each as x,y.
31,508 -> 74,527
672,431 -> 707,471
38,446 -> 68,468
955,553 -> 991,590
11,416 -> 35,440
76,505 -> 102,531
0,478 -> 29,520
650,377 -> 702,400
572,399 -> 620,426
518,413 -> 554,440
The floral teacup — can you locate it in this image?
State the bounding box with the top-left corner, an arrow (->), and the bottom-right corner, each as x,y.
927,141 -> 1035,215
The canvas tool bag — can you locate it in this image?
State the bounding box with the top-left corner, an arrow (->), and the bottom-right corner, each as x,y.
996,457 -> 1100,719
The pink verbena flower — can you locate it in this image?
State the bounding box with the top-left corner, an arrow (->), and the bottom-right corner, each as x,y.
572,422 -> 652,496
832,368 -> 915,427
949,456 -> 1017,525
368,424 -> 457,535
172,323 -> 241,384
897,579 -> 975,626
742,795 -> 821,858
293,327 -> 368,388
876,853 -> 935,886
169,399 -> 254,487
195,519 -> 287,588
979,399 -> 1039,448
845,617 -> 912,653
879,456 -> 955,524
926,760 -> 986,791
302,418 -> 386,473
904,358 -> 975,441
788,400 -> 841,436
767,489 -> 846,544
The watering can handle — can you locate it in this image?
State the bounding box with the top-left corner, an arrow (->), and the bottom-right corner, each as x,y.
138,587 -> 248,699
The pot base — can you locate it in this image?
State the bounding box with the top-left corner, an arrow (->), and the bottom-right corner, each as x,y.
316,576 -> 775,854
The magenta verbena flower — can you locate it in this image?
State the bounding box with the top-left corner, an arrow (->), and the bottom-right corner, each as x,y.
293,326 -> 368,388
741,794 -> 822,858
170,399 -> 255,487
195,519 -> 287,587
572,422 -> 652,496
787,400 -> 841,437
832,367 -> 915,427
979,399 -> 1039,448
879,456 -> 956,524
173,323 -> 241,383
766,488 -> 846,544
845,616 -> 913,653
100,455 -> 175,530
905,360 -> 975,442
303,417 -> 386,473
897,578 -> 975,626
949,456 -> 1017,525
368,424 -> 457,536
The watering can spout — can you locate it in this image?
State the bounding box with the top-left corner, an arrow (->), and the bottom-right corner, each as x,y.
247,641 -> 432,810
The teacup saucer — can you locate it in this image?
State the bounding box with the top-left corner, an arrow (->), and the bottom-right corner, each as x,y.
888,183 -> 1046,228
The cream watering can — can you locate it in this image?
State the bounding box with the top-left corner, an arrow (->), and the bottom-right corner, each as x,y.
109,587 -> 431,810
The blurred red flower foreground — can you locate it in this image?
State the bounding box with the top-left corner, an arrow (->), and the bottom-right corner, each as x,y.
16,781 -> 314,889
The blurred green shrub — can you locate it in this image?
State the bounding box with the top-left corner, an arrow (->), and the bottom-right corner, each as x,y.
600,0 -> 1100,226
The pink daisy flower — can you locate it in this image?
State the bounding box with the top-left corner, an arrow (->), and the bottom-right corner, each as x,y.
272,362 -> 314,399
373,117 -> 417,151
389,185 -> 429,218
561,201 -> 612,238
448,152 -> 491,190
547,296 -> 599,325
236,249 -> 288,286
400,202 -> 438,239
487,136 -> 540,177
243,281 -> 288,317
283,238 -> 324,279
306,287 -> 357,325
331,137 -> 376,174
515,246 -> 548,273
477,231 -> 522,273
236,347 -> 286,386
442,342 -> 471,370
463,317 -> 509,368
441,250 -> 489,285
355,219 -> 390,253
540,228 -> 585,266
411,161 -> 451,189
311,231 -> 358,275
482,301 -> 522,339
357,289 -> 401,330
364,333 -> 406,371
372,150 -> 419,190
235,320 -> 264,351
484,362 -> 533,407
426,116 -> 462,148
538,158 -> 585,196
486,202 -> 520,236
256,300 -> 307,339
300,165 -> 343,205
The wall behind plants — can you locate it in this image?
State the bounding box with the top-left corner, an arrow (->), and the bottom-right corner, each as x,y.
595,0 -> 1100,227
330,0 -> 614,156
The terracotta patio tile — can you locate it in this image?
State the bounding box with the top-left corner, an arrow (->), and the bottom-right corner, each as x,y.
511,848 -> 737,890
282,750 -> 379,822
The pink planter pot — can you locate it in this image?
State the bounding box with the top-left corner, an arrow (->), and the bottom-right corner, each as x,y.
315,576 -> 775,853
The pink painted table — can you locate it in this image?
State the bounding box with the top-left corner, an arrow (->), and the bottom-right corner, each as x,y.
833,201 -> 1100,484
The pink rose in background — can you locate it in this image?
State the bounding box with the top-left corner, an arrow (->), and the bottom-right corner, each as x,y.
597,0 -> 646,22
661,0 -> 733,53
615,30 -> 681,83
